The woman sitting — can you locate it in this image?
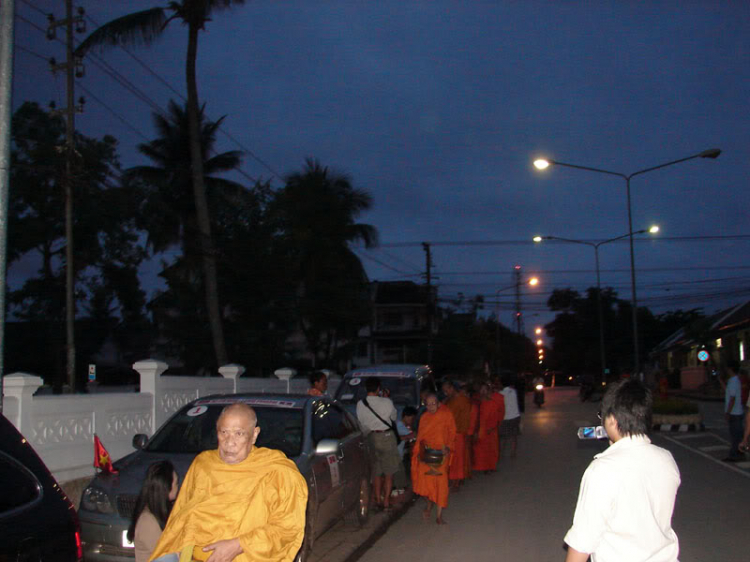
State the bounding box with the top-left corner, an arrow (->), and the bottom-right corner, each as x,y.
127,460 -> 178,562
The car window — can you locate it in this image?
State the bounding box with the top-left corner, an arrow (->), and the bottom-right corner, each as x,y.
312,402 -> 354,444
145,405 -> 304,458
0,452 -> 41,516
336,378 -> 417,407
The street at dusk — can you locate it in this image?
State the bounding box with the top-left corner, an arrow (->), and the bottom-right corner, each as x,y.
357,388 -> 750,562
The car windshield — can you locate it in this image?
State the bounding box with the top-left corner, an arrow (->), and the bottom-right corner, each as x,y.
337,377 -> 418,406
145,404 -> 304,458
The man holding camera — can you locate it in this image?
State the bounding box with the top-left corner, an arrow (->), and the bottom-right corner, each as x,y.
564,379 -> 681,562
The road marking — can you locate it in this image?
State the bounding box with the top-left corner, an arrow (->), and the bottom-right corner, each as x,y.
699,445 -> 728,452
661,434 -> 750,479
672,433 -> 707,440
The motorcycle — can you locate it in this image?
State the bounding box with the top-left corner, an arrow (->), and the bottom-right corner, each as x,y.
533,383 -> 545,407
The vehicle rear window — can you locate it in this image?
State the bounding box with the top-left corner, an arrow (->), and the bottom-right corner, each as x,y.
336,377 -> 417,406
145,406 -> 304,458
0,452 -> 41,515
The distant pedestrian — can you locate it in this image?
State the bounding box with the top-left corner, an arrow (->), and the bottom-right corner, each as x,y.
722,360 -> 745,462
307,371 -> 328,396
564,378 -> 680,562
499,378 -> 520,458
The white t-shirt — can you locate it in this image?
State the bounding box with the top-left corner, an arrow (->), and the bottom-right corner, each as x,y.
725,375 -> 743,415
500,387 -> 520,420
564,435 -> 680,562
356,395 -> 397,434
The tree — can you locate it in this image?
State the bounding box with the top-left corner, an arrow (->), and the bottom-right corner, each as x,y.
270,159 -> 378,367
125,101 -> 245,371
8,102 -> 146,388
76,0 -> 247,367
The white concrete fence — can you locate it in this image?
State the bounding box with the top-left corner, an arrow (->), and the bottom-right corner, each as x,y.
2,360 -> 341,484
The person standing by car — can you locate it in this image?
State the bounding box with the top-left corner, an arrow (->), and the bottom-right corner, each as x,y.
307,371 -> 328,396
356,377 -> 401,512
564,379 -> 680,562
127,460 -> 178,562
150,403 -> 307,562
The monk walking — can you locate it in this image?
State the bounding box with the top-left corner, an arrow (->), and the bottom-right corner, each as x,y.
442,379 -> 472,490
411,394 -> 456,524
472,383 -> 500,473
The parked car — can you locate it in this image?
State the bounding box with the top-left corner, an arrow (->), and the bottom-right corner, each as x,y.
0,414 -> 83,562
334,364 -> 437,418
78,394 -> 370,562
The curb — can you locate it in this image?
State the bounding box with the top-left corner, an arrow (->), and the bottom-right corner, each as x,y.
652,423 -> 705,432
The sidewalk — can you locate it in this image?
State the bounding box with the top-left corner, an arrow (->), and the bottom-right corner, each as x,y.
309,491 -> 415,562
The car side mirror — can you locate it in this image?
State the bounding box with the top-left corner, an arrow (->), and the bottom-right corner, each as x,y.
132,434 -> 148,450
314,438 -> 340,456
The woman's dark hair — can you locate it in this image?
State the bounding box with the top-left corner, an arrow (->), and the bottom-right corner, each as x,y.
126,460 -> 175,543
600,379 -> 653,437
309,371 -> 326,386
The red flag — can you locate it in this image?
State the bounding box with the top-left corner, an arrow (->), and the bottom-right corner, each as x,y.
93,434 -> 118,474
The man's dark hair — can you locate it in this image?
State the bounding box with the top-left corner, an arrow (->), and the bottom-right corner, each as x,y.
402,406 -> 418,418
309,371 -> 326,386
726,359 -> 740,374
365,377 -> 381,394
600,379 -> 653,437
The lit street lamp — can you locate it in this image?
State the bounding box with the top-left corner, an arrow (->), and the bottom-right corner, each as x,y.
533,227 -> 659,380
533,149 -> 721,374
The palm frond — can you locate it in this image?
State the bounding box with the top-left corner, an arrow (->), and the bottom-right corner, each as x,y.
75,8 -> 168,56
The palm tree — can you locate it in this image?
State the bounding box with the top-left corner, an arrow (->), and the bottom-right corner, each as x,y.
76,1 -> 246,366
125,100 -> 243,367
272,159 -> 378,366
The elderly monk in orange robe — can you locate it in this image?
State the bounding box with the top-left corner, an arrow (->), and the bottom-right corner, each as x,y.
412,394 -> 456,525
150,404 -> 307,562
442,380 -> 472,489
472,383 -> 501,473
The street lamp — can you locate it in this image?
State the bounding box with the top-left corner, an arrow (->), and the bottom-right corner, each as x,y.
533,148 -> 721,374
533,227 -> 659,381
494,273 -> 540,375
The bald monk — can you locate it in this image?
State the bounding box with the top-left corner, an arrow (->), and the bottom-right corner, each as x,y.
150,404 -> 308,562
411,394 -> 456,525
442,380 -> 472,490
472,383 -> 500,474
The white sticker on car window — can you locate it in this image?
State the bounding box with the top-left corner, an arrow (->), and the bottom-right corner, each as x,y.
186,406 -> 208,417
327,454 -> 341,487
349,377 -> 361,386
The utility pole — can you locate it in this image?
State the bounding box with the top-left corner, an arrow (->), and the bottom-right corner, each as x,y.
0,0 -> 16,414
47,2 -> 85,391
514,265 -> 523,335
422,242 -> 433,363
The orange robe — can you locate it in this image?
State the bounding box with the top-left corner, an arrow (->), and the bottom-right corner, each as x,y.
411,406 -> 457,508
150,448 -> 307,562
467,399 -> 480,478
445,394 -> 472,480
472,399 -> 500,471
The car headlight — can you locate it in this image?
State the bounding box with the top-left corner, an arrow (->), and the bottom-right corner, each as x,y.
81,486 -> 114,514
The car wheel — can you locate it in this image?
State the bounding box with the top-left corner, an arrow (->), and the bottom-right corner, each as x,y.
344,477 -> 370,527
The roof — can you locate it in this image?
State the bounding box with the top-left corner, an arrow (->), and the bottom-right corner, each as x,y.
344,364 -> 431,378
192,393 -> 318,409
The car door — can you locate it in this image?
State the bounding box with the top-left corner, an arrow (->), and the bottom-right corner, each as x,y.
310,401 -> 346,531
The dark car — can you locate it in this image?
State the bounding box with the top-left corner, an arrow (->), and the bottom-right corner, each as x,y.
0,414 -> 83,562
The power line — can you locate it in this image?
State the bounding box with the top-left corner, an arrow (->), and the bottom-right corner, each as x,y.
380,234 -> 750,248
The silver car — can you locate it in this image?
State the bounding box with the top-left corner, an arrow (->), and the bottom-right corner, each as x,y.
78,394 -> 371,562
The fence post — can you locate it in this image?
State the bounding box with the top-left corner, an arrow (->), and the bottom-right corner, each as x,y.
218,364 -> 245,394
2,373 -> 43,434
132,359 -> 168,434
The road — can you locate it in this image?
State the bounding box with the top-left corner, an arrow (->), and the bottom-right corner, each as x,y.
356,387 -> 750,562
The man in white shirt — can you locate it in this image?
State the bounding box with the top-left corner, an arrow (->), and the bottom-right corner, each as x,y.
356,377 -> 401,512
499,378 -> 521,458
723,360 -> 745,462
564,379 -> 680,562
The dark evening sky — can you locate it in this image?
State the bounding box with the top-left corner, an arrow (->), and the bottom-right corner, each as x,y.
12,1 -> 750,337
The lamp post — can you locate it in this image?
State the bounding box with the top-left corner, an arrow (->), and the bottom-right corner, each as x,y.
494,271 -> 539,375
533,149 -> 721,375
533,226 -> 659,381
